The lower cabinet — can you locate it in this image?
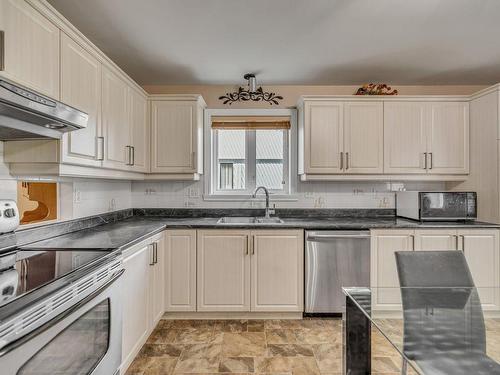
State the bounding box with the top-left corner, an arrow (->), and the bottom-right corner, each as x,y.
121,234 -> 164,372
121,244 -> 150,369
371,228 -> 500,311
251,230 -> 304,312
197,230 -> 251,311
370,230 -> 415,310
149,236 -> 165,324
164,230 -> 197,311
164,229 -> 304,313
461,229 -> 500,309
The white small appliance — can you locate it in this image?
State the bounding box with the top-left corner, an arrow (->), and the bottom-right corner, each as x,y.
0,200 -> 20,234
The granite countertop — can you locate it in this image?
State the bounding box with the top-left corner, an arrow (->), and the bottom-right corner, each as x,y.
19,215 -> 499,252
20,218 -> 167,251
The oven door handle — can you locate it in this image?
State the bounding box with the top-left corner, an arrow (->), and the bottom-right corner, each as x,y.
0,269 -> 125,358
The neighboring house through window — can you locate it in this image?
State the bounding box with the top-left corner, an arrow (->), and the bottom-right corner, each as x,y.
206,109 -> 295,198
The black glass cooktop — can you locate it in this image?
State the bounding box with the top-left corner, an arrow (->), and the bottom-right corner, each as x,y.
0,248 -> 114,308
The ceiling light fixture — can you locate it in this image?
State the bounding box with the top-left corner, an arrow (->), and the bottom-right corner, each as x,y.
219,74 -> 283,106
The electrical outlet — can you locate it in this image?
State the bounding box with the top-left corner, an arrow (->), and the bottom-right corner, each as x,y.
73,189 -> 82,203
390,183 -> 405,191
188,187 -> 199,198
184,201 -> 195,208
109,198 -> 116,211
304,191 -> 314,199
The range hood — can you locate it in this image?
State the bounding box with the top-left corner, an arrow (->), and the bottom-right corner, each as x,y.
0,78 -> 88,140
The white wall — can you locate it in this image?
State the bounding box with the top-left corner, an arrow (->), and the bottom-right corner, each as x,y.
0,141 -> 132,221
131,178 -> 445,210
69,179 -> 132,218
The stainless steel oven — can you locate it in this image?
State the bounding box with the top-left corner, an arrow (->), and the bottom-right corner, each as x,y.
0,255 -> 124,375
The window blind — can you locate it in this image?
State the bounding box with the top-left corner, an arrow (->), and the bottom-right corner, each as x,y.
211,116 -> 291,130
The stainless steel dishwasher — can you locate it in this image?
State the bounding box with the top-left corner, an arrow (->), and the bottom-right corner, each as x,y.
305,230 -> 371,314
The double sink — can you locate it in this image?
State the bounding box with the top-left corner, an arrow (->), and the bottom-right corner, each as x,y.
217,216 -> 284,225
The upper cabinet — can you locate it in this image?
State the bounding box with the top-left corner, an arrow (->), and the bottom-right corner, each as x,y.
302,101 -> 344,174
129,88 -> 149,173
102,66 -> 131,170
384,102 -> 427,174
344,102 -> 384,174
299,99 -> 383,176
427,102 -> 469,174
150,96 -> 206,179
299,97 -> 469,181
0,0 -> 60,98
60,32 -> 102,167
384,101 -> 469,175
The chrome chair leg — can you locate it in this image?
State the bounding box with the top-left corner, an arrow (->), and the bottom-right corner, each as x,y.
401,358 -> 408,375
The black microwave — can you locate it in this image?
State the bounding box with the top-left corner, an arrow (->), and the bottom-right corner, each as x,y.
396,191 -> 477,221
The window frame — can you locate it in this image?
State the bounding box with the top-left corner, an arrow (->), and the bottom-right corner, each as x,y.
204,108 -> 297,200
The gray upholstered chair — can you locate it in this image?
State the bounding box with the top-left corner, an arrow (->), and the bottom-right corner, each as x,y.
395,250 -> 500,375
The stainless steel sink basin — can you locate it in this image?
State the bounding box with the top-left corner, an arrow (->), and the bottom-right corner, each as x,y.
217,216 -> 284,225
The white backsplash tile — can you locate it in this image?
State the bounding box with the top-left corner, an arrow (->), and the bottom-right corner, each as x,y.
130,178 -> 445,209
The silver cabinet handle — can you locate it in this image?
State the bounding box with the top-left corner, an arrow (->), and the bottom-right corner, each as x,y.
132,146 -> 135,166
251,235 -> 255,255
460,235 -> 465,252
97,137 -> 104,161
345,152 -> 349,170
153,242 -> 158,264
0,31 -> 4,71
429,152 -> 433,170
126,145 -> 134,166
424,152 -> 428,169
410,235 -> 415,250
149,244 -> 155,266
340,152 -> 344,170
454,235 -> 459,250
245,236 -> 249,255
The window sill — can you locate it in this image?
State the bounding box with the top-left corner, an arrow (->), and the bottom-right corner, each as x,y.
203,194 -> 299,202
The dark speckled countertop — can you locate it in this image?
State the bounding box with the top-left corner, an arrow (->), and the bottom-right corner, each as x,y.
18,214 -> 500,252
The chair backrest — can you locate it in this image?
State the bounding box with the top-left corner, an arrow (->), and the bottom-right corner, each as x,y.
396,250 -> 475,287
395,251 -> 486,359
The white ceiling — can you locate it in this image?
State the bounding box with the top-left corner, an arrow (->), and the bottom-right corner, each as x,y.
48,0 -> 500,86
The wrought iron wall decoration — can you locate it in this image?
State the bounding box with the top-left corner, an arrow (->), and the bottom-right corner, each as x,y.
219,74 -> 283,105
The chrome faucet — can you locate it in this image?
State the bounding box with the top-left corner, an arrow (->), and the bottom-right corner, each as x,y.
252,186 -> 275,218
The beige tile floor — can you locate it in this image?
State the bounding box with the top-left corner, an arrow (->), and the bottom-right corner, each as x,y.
126,318 -> 412,375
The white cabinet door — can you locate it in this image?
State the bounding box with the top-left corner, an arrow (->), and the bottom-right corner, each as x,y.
344,102 -> 384,174
197,230 -> 250,311
149,238 -> 164,325
460,229 -> 500,310
60,32 -> 102,167
371,230 -> 415,310
0,0 -> 59,98
414,229 -> 458,251
303,101 -> 344,174
102,67 -> 130,170
129,88 -> 149,172
164,230 -> 197,312
151,100 -> 198,173
250,230 -> 304,312
384,102 -> 427,174
122,245 -> 150,366
427,102 -> 469,174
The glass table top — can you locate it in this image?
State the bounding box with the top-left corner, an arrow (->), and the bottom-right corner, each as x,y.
343,287 -> 500,375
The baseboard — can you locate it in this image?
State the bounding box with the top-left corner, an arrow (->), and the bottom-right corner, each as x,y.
162,311 -> 304,320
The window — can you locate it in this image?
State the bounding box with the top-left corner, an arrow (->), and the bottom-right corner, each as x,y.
210,115 -> 290,196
